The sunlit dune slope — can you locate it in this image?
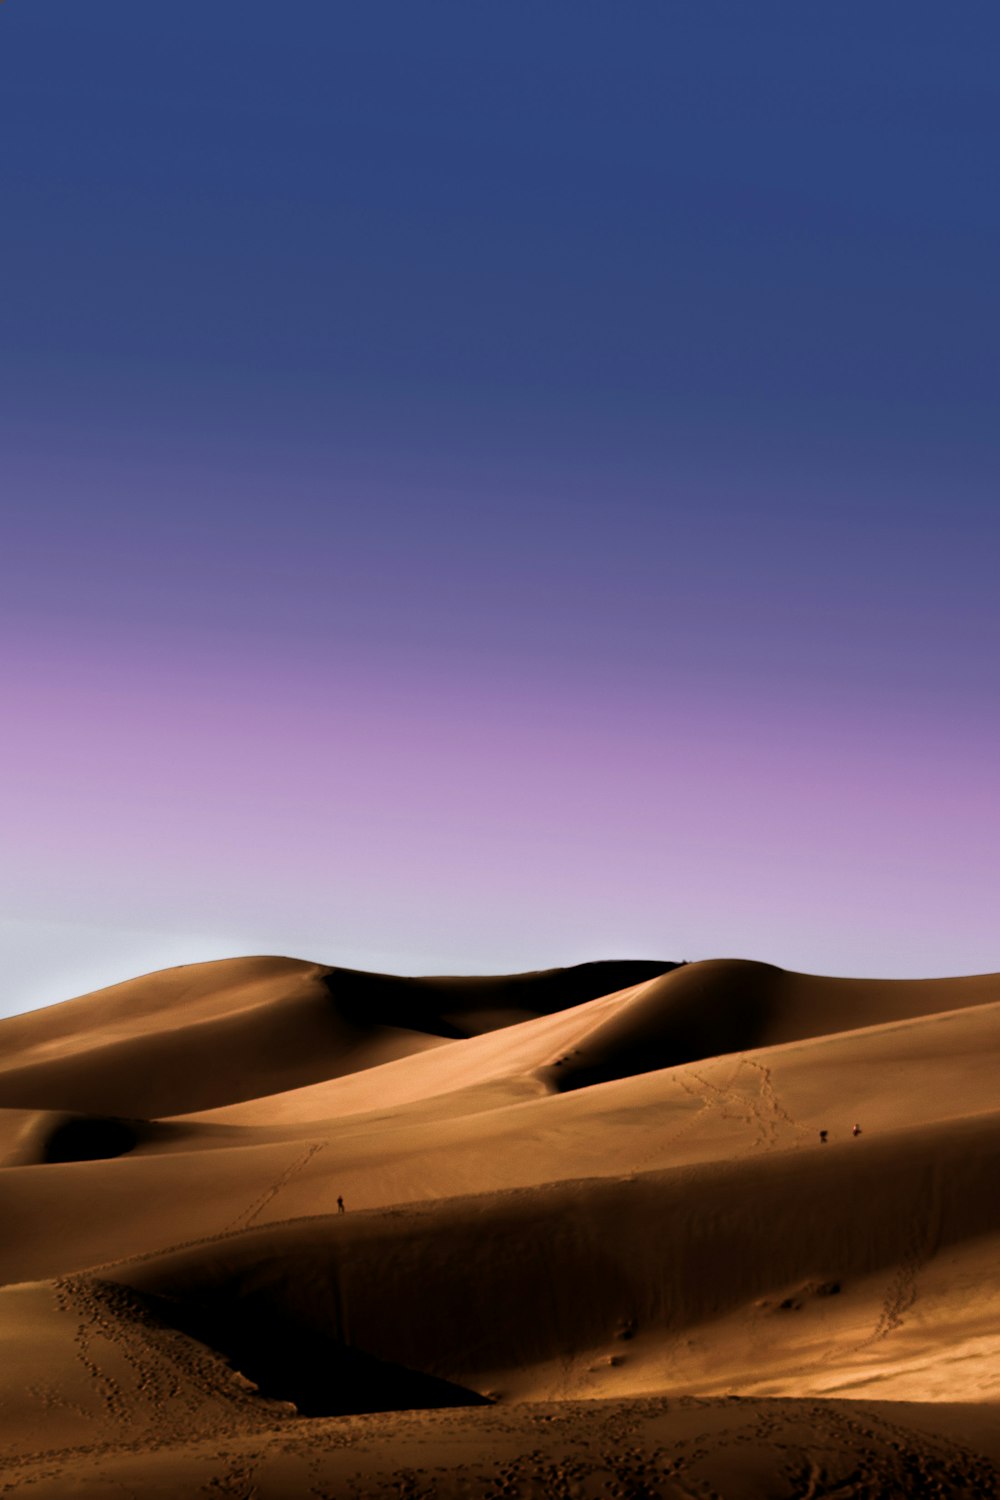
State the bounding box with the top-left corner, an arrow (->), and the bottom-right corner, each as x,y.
0,955 -> 675,1116
181,958 -> 1000,1126
0,967 -> 997,1297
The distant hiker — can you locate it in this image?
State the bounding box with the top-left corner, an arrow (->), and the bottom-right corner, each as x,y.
819,1129 -> 828,1143
337,1195 -> 345,1213
851,1123 -> 861,1137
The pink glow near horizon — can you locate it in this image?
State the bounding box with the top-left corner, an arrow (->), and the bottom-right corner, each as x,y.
4,603 -> 996,1015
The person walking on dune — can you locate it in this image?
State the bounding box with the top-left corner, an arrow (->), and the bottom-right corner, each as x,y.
851,1123 -> 862,1137
337,1195 -> 345,1213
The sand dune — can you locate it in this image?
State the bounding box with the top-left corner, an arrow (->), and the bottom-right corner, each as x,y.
0,956 -> 673,1117
0,955 -> 997,1496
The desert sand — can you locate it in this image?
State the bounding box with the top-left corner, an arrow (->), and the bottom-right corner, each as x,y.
0,955 -> 997,1497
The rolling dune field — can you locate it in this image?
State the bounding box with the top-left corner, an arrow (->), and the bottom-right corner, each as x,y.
0,956 -> 997,1497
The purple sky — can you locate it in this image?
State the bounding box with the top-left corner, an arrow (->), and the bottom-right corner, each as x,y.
2,4 -> 998,1013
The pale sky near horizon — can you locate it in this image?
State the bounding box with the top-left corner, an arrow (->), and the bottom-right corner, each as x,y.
3,3 -> 998,1017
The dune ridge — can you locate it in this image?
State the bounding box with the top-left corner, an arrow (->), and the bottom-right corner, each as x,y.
0,954 -> 997,1496
0,957 -> 676,1117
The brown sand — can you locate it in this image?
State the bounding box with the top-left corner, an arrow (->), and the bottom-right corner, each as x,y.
0,955 -> 997,1496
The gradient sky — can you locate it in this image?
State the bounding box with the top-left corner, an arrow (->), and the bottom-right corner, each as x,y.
2,3 -> 998,1015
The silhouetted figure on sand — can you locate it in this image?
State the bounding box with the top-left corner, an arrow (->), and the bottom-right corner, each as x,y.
819,1129 -> 828,1143
337,1195 -> 345,1213
851,1123 -> 862,1137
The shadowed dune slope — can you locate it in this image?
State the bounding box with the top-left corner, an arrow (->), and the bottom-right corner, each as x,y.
0,1108 -> 210,1167
323,958 -> 678,1035
111,1110 -> 1000,1407
0,956 -> 677,1117
539,959 -> 1000,1091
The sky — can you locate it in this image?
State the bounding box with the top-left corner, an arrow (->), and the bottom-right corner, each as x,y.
2,3 -> 998,1015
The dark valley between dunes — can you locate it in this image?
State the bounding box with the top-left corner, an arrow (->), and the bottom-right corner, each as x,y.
0,957 -> 998,1497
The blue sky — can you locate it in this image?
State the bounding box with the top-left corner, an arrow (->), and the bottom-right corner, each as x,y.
2,4 -> 998,1013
